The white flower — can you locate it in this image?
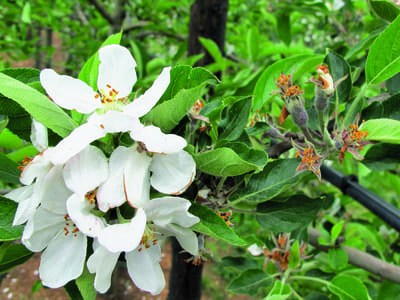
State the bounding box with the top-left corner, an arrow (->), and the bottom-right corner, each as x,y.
40,44 -> 171,165
97,144 -> 196,212
63,146 -> 108,237
21,165 -> 88,288
88,197 -> 199,295
5,119 -> 54,225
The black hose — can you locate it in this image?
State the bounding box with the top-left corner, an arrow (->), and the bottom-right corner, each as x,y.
321,165 -> 400,232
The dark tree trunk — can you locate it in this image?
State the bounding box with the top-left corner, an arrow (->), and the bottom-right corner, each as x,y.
167,1 -> 228,300
167,239 -> 204,300
188,0 -> 229,69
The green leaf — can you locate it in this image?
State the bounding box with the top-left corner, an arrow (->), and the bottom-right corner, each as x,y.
246,27 -> 260,62
195,147 -> 264,177
144,66 -> 217,132
0,69 -> 41,140
325,50 -> 352,102
345,29 -> 381,61
363,143 -> 400,170
0,244 -> 33,274
199,37 -> 224,64
0,73 -> 77,138
276,12 -> 292,46
377,280 -> 400,300
7,145 -> 38,162
256,195 -> 323,233
253,54 -> 324,111
365,15 -> 400,84
368,0 -> 400,22
330,220 -> 345,243
21,2 -> 31,24
0,128 -> 24,149
0,115 -> 8,133
361,118 -> 400,143
227,268 -> 272,295
288,240 -> 300,269
78,32 -> 122,89
220,256 -> 260,272
189,203 -> 247,246
220,97 -> 252,141
144,84 -> 204,132
0,196 -> 24,241
1,68 -> 40,83
0,153 -> 21,184
229,159 -> 303,205
328,275 -> 370,300
362,92 -> 400,120
75,266 -> 96,300
266,280 -> 292,299
327,248 -> 348,271
387,73 -> 400,94
217,142 -> 268,169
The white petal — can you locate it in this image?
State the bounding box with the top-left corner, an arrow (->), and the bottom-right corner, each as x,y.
22,208 -> 64,252
150,150 -> 196,195
126,244 -> 165,295
39,165 -> 70,214
98,208 -> 146,253
123,147 -> 152,207
88,111 -> 141,133
30,119 -> 48,151
67,194 -> 106,238
158,224 -> 198,256
63,146 -> 108,196
20,149 -> 53,185
87,245 -> 119,293
247,244 -> 264,256
97,45 -> 137,99
50,122 -> 106,165
39,232 -> 87,288
6,185 -> 38,225
144,197 -> 199,228
96,146 -> 129,212
124,67 -> 171,117
130,125 -> 187,154
40,69 -> 101,114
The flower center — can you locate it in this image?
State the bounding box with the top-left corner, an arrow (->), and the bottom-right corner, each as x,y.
137,226 -> 158,252
17,156 -> 33,171
85,190 -> 97,206
63,214 -> 80,237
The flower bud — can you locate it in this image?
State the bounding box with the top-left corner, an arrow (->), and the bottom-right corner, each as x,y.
314,85 -> 330,111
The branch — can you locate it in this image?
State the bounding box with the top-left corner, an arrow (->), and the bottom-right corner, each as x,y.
308,227 -> 400,284
122,21 -> 149,33
88,0 -> 115,25
134,30 -> 185,41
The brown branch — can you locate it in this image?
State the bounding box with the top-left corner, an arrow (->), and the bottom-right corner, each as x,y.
308,227 -> 400,284
88,0 -> 115,25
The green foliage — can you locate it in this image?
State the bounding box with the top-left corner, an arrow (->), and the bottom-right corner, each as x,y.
0,153 -> 21,184
0,243 -> 33,274
227,268 -> 272,295
230,159 -> 304,205
0,72 -> 76,138
189,203 -> 247,246
362,118 -> 400,143
256,195 -> 323,232
328,275 -> 370,300
366,15 -> 400,84
0,196 -> 24,241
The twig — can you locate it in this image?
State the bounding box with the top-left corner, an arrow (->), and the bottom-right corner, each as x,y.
307,227 -> 400,284
122,21 -> 149,33
134,30 -> 185,41
88,0 -> 115,25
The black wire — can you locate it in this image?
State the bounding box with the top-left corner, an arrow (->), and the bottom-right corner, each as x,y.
321,165 -> 400,233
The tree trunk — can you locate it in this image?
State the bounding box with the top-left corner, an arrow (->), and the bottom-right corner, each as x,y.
188,0 -> 229,69
167,1 -> 228,299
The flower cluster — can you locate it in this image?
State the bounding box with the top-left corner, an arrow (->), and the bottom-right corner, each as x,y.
6,45 -> 199,295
